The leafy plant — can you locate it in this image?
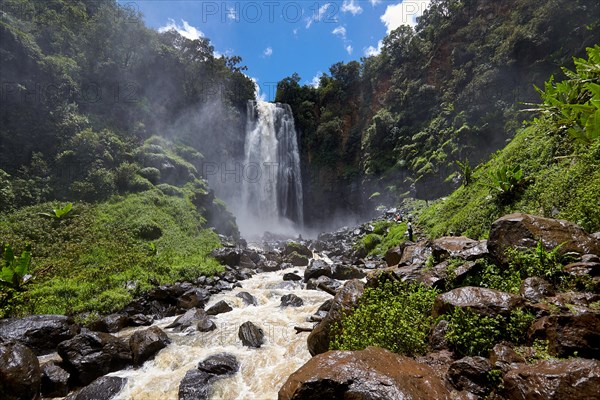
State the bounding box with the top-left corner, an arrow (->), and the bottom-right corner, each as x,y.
330,280 -> 437,355
487,164 -> 527,198
455,158 -> 473,187
38,203 -> 73,220
1,244 -> 33,291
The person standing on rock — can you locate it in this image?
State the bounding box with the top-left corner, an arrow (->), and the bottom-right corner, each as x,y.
407,216 -> 414,242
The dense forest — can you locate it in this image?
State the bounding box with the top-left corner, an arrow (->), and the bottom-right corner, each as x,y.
275,0 -> 600,225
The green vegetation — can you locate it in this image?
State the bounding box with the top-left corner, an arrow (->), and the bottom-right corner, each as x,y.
356,221 -> 408,256
38,203 -> 73,220
0,190 -> 222,317
330,280 -> 437,356
1,244 -> 33,291
420,46 -> 600,238
444,307 -> 535,357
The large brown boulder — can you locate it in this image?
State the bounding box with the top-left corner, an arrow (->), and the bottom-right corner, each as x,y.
529,312 -> 600,358
432,237 -> 488,261
66,376 -> 126,400
0,315 -> 80,355
488,213 -> 600,264
0,342 -> 41,400
307,280 -> 364,356
278,347 -> 451,400
433,286 -> 523,318
503,358 -> 600,399
129,326 -> 170,366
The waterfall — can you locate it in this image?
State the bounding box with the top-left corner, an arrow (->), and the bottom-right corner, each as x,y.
239,101 -> 303,236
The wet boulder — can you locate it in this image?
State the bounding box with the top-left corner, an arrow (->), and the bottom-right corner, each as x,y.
179,353 -> 239,400
177,288 -> 211,310
489,344 -> 526,372
257,260 -> 280,272
488,213 -> 600,264
41,361 -> 70,398
433,286 -> 523,318
432,237 -> 488,262
129,326 -> 171,366
88,313 -> 129,333
399,240 -> 432,266
429,320 -> 449,351
447,356 -> 493,396
57,332 -> 132,385
520,277 -> 555,303
306,275 -> 342,293
529,312 -> 600,358
128,313 -> 154,327
197,353 -> 239,376
307,280 -> 364,356
503,358 -> 600,399
304,259 -> 332,282
281,294 -> 304,308
0,341 -> 41,400
206,300 -> 233,316
284,242 -> 312,258
283,272 -> 303,281
279,347 -> 451,400
210,247 -> 242,267
238,321 -> 265,348
197,318 -> 217,333
0,314 -> 80,355
287,252 -> 309,267
236,291 -> 258,306
331,265 -> 365,280
66,376 -> 126,400
384,244 -> 407,267
165,308 -> 208,332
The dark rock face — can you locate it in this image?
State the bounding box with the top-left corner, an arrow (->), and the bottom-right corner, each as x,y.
287,252 -> 309,267
129,326 -> 170,366
447,356 -> 493,396
304,260 -> 332,282
529,312 -> 600,358
519,277 -> 555,303
0,314 -> 80,354
57,332 -> 132,385
429,320 -> 449,351
384,245 -> 407,267
179,353 -> 239,400
0,342 -> 41,400
210,248 -> 242,267
281,294 -> 304,308
197,318 -> 217,333
66,376 -> 126,400
165,308 -> 207,332
283,272 -> 303,281
307,280 -> 364,356
399,241 -> 432,266
206,300 -> 233,316
503,358 -> 600,399
433,286 -> 523,318
278,347 -> 451,400
284,242 -> 312,258
306,275 -> 341,293
236,291 -> 258,306
331,265 -> 365,280
238,321 -> 265,348
177,288 -> 211,310
432,237 -> 488,261
41,361 -> 70,398
88,314 -> 129,333
489,344 -> 526,372
488,213 -> 600,264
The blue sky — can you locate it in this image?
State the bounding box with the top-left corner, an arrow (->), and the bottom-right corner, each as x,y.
118,1 -> 431,100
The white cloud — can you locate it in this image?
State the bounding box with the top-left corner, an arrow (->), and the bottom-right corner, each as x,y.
310,72 -> 323,88
364,40 -> 383,57
341,0 -> 363,15
306,3 -> 335,28
345,45 -> 353,55
332,26 -> 347,39
381,1 -> 431,32
369,0 -> 383,5
263,47 -> 273,57
158,19 -> 204,40
226,7 -> 237,21
293,28 -> 298,37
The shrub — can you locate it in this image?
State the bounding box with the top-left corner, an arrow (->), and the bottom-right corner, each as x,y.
330,280 -> 438,356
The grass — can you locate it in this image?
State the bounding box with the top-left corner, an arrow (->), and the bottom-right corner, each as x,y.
357,220 -> 408,256
0,189 -> 222,317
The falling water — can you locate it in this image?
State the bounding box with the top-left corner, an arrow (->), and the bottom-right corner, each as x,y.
239,101 -> 303,236
112,265 -> 330,400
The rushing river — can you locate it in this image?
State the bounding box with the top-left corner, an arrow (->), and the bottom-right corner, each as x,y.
112,265 -> 330,400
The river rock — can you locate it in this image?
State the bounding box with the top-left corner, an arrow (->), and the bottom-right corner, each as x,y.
308,280 -> 364,356
447,356 -> 493,396
57,332 -> 132,385
385,244 -> 407,266
503,358 -> 600,399
210,248 -> 242,267
281,294 -> 304,308
489,344 -> 526,372
429,319 -> 449,351
88,313 -> 129,333
278,347 -> 451,400
197,318 -> 217,332
257,260 -> 280,272
283,272 -> 302,281
206,300 -> 232,316
306,275 -> 342,293
399,240 -> 433,266
235,291 -> 256,306
433,286 -> 523,318
284,242 -> 312,258
287,251 -> 309,266
165,308 -> 207,332
432,237 -> 488,261
178,369 -> 213,400
331,264 -> 366,280
529,312 -> 600,358
197,353 -> 239,376
41,361 -> 70,397
177,288 -> 211,310
520,277 -> 555,303
0,314 -> 80,354
0,341 -> 41,400
129,326 -> 170,366
66,376 -> 126,400
238,321 -> 264,348
304,259 -> 332,282
488,213 -> 600,264
128,313 -> 154,327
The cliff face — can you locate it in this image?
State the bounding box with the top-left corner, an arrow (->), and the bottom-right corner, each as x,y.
277,0 -> 600,227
